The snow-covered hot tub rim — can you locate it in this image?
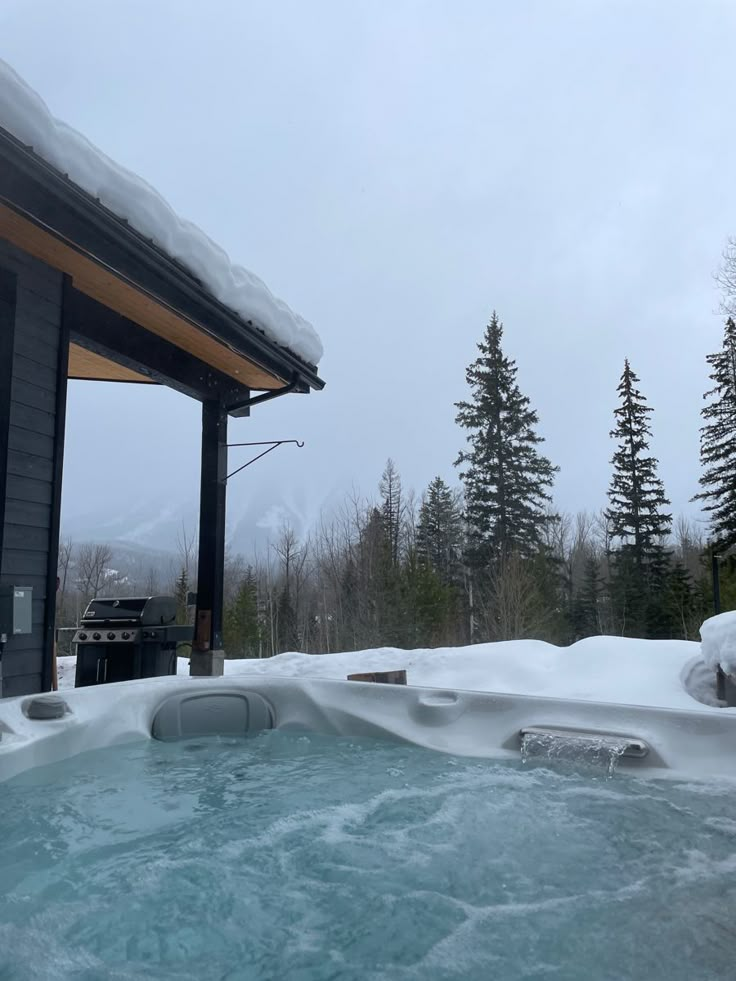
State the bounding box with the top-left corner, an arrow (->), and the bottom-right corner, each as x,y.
2,675 -> 736,786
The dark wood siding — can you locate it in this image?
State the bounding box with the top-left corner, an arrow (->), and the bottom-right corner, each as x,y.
0,238 -> 63,698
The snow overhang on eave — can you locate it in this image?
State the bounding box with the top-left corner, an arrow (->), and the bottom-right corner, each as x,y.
0,127 -> 325,395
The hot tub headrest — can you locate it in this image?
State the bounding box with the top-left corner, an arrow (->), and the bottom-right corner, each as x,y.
152,690 -> 274,741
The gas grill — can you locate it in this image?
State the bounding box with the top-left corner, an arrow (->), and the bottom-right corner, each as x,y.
73,596 -> 193,687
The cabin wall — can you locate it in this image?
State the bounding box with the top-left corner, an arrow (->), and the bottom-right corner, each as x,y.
0,238 -> 66,698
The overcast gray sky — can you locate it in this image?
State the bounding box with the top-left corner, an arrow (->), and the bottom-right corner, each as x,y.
3,1 -> 735,546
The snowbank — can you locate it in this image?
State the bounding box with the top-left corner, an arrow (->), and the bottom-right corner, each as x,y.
0,59 -> 322,366
57,636 -> 724,713
700,611 -> 736,675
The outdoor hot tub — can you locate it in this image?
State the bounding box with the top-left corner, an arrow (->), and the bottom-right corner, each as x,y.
1,677 -> 735,980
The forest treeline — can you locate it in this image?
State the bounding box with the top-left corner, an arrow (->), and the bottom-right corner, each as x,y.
56,301 -> 736,658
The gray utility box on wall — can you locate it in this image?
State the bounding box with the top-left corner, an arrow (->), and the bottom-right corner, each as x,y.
0,586 -> 33,638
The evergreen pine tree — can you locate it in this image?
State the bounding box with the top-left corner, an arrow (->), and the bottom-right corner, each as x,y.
573,555 -> 603,639
379,459 -> 403,566
606,360 -> 671,557
223,567 -> 261,657
399,549 -> 454,647
416,477 -> 464,585
606,360 -> 672,636
454,312 -> 558,561
693,317 -> 736,549
173,567 -> 190,625
644,548 -> 675,639
664,560 -> 694,639
360,506 -> 401,646
276,584 -> 299,653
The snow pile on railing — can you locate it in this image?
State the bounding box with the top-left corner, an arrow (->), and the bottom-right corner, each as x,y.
0,58 -> 322,366
700,612 -> 736,676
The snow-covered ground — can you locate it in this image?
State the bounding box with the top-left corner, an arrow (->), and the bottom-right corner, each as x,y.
0,58 -> 322,366
56,635 -> 725,713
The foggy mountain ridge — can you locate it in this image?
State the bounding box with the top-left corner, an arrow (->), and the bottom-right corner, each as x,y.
61,480 -> 348,562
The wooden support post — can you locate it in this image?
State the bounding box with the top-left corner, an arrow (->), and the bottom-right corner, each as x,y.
191,400 -> 227,677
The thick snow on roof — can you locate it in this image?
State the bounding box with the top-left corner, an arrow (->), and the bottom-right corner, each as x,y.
58,635 -> 728,713
0,59 -> 323,367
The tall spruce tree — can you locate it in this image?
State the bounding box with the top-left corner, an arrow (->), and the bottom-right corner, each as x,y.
573,555 -> 603,639
276,584 -> 299,653
173,567 -> 190,625
379,459 -> 403,567
359,506 -> 401,646
454,312 -> 557,560
223,567 -> 261,657
664,560 -> 694,639
412,477 -> 466,643
606,360 -> 671,558
400,549 -> 455,647
606,360 -> 672,636
416,477 -> 464,585
693,317 -> 736,549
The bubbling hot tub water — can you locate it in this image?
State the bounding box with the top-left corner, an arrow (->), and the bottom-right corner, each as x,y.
0,731 -> 734,981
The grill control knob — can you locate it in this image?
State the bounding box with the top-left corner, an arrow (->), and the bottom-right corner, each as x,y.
93,632 -> 101,641
107,632 -> 115,641
79,632 -> 87,641
122,631 -> 130,640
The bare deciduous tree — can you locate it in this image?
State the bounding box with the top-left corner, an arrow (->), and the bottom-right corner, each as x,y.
144,566 -> 160,596
76,543 -> 122,604
56,537 -> 74,626
482,551 -> 549,641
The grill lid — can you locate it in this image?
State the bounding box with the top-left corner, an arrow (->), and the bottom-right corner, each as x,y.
81,596 -> 178,626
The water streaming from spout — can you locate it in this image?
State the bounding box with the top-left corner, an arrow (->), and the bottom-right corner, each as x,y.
520,729 -> 632,777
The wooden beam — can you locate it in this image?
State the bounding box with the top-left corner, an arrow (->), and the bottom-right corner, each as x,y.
65,286 -> 251,409
0,202 -> 286,391
68,344 -> 156,384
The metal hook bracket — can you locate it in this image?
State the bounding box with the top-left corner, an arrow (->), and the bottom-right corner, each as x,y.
223,439 -> 304,483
